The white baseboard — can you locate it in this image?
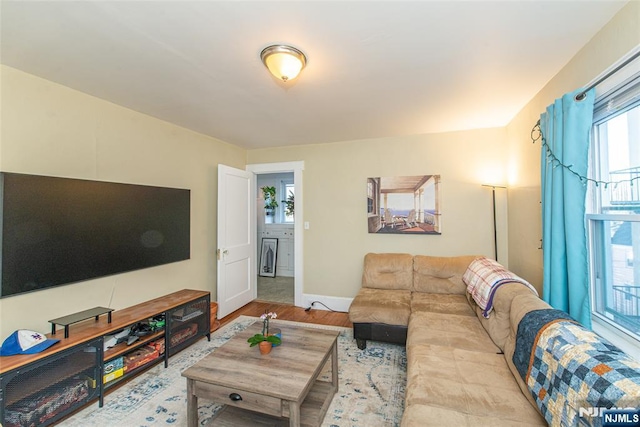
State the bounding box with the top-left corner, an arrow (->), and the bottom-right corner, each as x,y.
302,294 -> 353,313
276,272 -> 294,278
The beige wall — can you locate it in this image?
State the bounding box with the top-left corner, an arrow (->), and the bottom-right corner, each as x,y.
506,2 -> 640,293
248,128 -> 509,298
0,65 -> 246,337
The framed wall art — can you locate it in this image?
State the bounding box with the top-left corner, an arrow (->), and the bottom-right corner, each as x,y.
259,238 -> 278,277
367,175 -> 441,235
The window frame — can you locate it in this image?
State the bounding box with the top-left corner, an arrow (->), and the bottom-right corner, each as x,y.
587,59 -> 640,356
587,214 -> 640,336
281,180 -> 294,223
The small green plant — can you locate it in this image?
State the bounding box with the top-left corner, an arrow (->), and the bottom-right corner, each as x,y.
247,333 -> 281,347
247,312 -> 281,346
282,191 -> 294,217
261,186 -> 278,210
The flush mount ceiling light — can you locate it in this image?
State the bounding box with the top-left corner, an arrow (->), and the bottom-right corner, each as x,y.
260,45 -> 307,82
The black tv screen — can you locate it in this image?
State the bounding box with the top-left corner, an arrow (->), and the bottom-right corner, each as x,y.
0,172 -> 190,298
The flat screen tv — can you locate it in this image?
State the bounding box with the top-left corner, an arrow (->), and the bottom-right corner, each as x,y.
0,172 -> 191,298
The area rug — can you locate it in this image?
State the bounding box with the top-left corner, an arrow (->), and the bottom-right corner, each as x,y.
63,316 -> 406,426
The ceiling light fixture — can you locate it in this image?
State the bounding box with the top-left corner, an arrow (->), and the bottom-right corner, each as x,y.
260,45 -> 307,82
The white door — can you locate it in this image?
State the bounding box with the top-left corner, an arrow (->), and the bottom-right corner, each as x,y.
217,164 -> 256,318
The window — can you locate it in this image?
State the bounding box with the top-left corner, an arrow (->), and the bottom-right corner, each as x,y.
282,181 -> 294,223
588,70 -> 640,345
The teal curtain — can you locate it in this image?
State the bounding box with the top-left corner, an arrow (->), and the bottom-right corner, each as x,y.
540,88 -> 595,328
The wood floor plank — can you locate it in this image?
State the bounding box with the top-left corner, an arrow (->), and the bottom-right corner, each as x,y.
219,301 -> 352,329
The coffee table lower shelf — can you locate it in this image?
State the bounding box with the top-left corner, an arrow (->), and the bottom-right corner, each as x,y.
207,380 -> 337,427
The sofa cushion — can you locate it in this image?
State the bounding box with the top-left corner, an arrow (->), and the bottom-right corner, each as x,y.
407,310 -> 501,353
413,255 -> 477,294
509,293 -> 553,332
401,405 -> 547,427
503,293 -> 553,409
403,344 -> 546,426
362,253 -> 414,290
348,288 -> 411,326
467,283 -> 542,351
411,293 -> 475,317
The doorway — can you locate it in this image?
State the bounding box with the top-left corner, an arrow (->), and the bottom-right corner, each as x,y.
247,161 -> 304,308
257,172 -> 294,304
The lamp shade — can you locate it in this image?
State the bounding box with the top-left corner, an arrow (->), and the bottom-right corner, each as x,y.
260,45 -> 307,82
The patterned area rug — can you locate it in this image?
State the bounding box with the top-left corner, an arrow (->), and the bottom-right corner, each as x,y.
63,316 -> 406,426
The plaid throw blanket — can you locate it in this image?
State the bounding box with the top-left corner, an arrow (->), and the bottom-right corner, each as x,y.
514,309 -> 640,427
463,256 -> 538,317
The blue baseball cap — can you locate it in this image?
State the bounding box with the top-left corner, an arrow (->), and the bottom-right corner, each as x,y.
0,330 -> 60,356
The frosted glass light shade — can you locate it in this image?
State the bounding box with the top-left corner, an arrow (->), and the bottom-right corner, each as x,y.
261,45 -> 307,82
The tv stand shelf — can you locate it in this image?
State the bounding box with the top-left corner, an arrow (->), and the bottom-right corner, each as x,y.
49,306 -> 114,338
104,330 -> 164,361
0,289 -> 211,427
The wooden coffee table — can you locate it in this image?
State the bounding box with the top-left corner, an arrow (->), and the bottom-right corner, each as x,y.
182,321 -> 339,427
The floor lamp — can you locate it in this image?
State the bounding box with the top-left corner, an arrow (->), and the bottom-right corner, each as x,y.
482,184 -> 507,260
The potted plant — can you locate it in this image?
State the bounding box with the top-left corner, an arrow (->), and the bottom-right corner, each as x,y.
247,312 -> 281,354
282,191 -> 294,217
261,186 -> 278,223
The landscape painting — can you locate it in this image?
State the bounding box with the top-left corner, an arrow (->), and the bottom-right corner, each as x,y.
367,175 -> 441,234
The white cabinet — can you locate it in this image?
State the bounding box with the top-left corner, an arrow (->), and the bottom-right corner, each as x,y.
260,225 -> 294,277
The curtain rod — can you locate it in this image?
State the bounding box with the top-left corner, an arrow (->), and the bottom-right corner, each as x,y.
575,49 -> 640,101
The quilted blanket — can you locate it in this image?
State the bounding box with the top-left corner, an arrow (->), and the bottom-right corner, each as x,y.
463,256 -> 538,317
513,309 -> 640,427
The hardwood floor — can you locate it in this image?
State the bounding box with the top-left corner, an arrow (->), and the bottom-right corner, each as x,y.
219,300 -> 352,328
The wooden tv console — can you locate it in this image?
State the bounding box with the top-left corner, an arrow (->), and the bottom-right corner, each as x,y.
0,289 -> 211,427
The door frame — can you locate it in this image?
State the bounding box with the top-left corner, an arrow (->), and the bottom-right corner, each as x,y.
246,161 -> 304,307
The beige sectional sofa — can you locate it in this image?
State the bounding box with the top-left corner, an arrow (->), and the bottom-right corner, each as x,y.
348,253 -> 640,426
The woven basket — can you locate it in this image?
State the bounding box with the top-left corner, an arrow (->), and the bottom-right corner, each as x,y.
210,302 -> 220,332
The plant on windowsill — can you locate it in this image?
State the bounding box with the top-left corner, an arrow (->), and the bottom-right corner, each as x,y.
282,191 -> 294,217
247,312 -> 281,354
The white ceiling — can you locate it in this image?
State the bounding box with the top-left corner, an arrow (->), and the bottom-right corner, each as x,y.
0,1 -> 627,149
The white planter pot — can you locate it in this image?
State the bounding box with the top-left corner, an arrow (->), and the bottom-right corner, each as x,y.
265,209 -> 274,223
